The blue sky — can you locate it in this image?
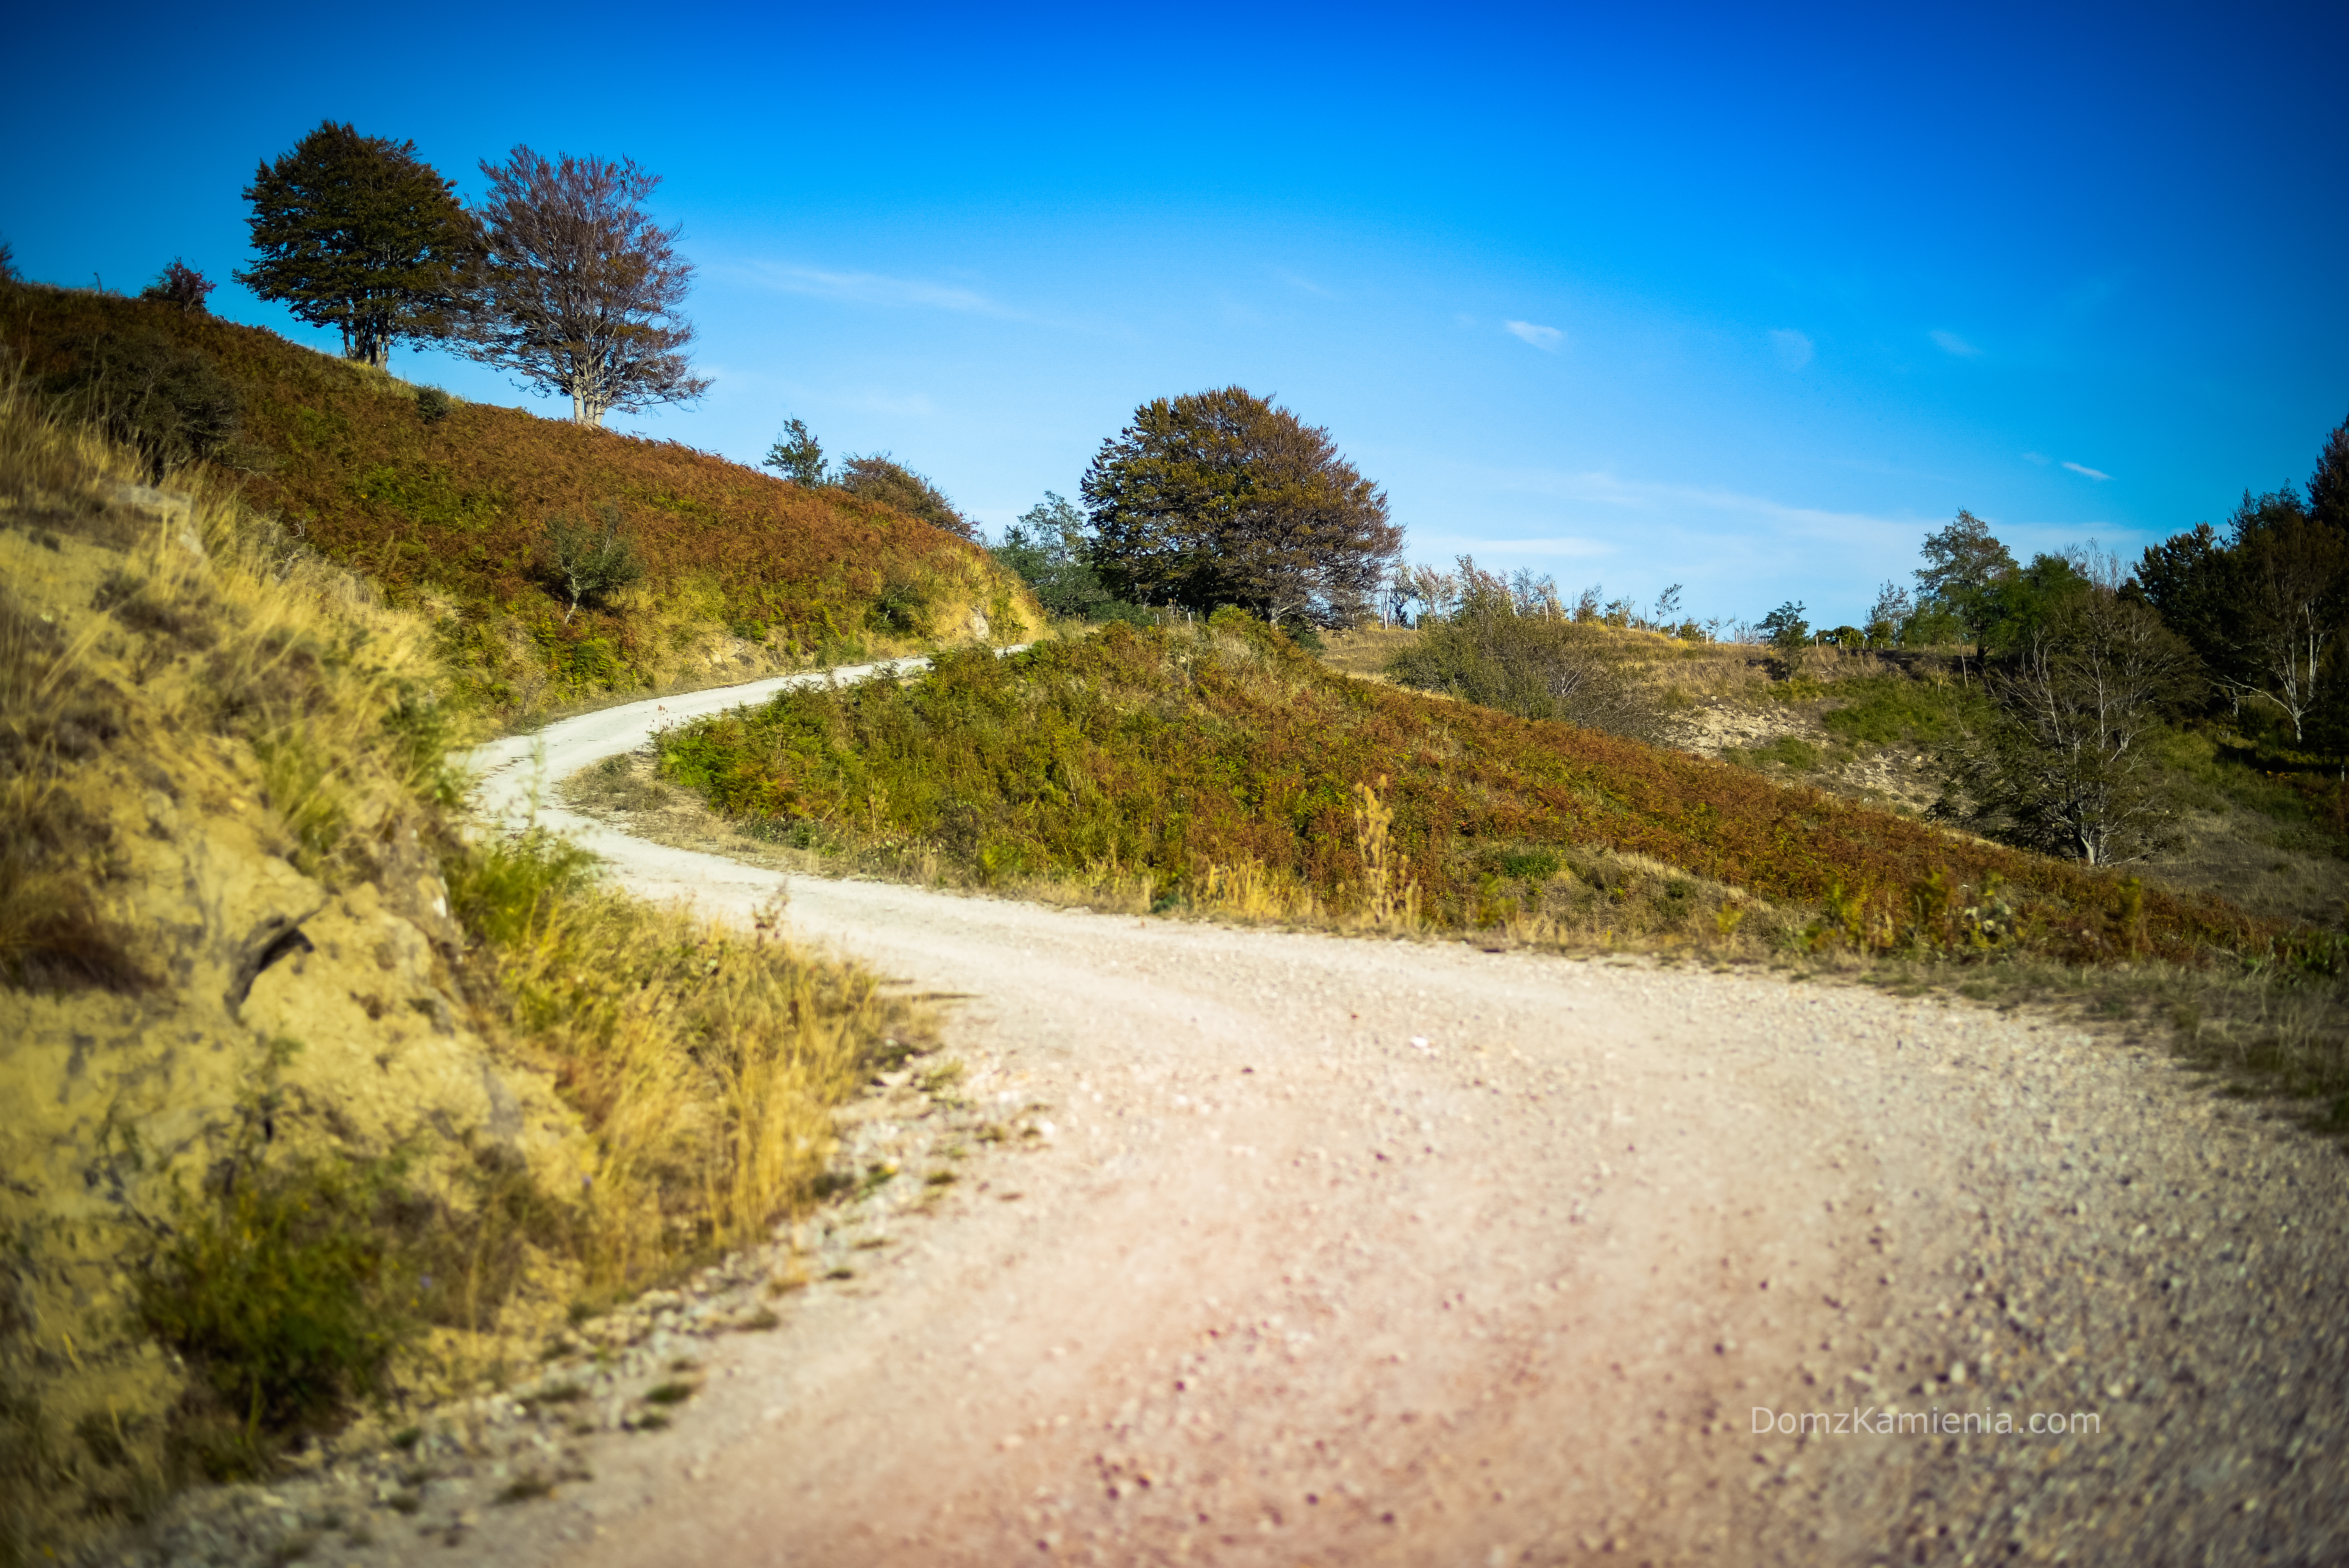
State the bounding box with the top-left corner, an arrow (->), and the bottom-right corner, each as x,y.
6,2 -> 2343,628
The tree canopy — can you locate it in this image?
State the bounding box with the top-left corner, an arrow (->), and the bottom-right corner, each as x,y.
1914,508 -> 2020,657
464,148 -> 708,427
1082,387 -> 1401,627
237,122 -> 476,369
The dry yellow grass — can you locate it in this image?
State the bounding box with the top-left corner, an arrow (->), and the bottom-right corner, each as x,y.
0,380 -> 921,1555
475,872 -> 925,1292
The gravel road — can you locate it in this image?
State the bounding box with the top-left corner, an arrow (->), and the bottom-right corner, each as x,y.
439,672 -> 2349,1566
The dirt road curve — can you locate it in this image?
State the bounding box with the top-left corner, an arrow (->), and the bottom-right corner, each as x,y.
457,674 -> 2348,1568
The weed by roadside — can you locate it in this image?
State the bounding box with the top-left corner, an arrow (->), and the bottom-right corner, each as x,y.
444,829 -> 929,1292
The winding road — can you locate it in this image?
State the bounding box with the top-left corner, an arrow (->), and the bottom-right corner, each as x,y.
451,663 -> 2348,1567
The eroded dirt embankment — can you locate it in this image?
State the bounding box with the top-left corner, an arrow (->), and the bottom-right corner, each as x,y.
4,495 -> 602,1477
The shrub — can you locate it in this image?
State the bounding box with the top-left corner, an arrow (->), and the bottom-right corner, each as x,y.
137,1149 -> 422,1468
838,454 -> 976,540
414,385 -> 453,423
654,613 -> 2268,965
1386,563 -> 1664,742
43,323 -> 241,471
442,827 -> 600,949
542,502 -> 644,621
1819,676 -> 1980,746
138,259 -> 216,315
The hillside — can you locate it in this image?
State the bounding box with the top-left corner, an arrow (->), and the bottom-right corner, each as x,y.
0,282 -> 1040,719
653,613 -> 2284,966
1324,622 -> 2349,932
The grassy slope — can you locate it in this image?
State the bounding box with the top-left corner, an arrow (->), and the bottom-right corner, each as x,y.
658,615 -> 2285,967
1339,623 -> 2349,931
0,283 -> 1039,718
0,384 -> 920,1556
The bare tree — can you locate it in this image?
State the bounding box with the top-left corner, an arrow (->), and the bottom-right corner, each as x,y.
465,148 -> 710,426
1953,588 -> 2194,864
2236,509 -> 2344,743
1384,556 -> 1665,742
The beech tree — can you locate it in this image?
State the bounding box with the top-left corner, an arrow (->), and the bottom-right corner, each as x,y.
238,122 -> 476,367
1082,386 -> 1401,627
465,148 -> 709,427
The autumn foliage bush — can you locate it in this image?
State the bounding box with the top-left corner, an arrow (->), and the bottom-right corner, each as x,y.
658,613 -> 2283,966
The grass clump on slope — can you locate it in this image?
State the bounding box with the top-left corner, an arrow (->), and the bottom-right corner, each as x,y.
444,829 -> 915,1291
1,281 -> 1039,721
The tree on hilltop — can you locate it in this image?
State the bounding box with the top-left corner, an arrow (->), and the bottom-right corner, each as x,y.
1758,601 -> 1809,653
2137,415 -> 2349,744
141,259 -> 216,314
463,147 -> 709,427
1082,386 -> 1401,627
763,417 -> 830,487
1914,509 -> 2020,659
238,122 -> 477,368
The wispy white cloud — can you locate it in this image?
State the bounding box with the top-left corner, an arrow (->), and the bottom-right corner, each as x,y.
1768,328 -> 1814,370
1930,328 -> 1982,358
1505,320 -> 1564,351
2062,461 -> 2111,481
1276,269 -> 1335,298
1411,533 -> 1615,559
2023,451 -> 2051,465
1476,466 -> 1923,546
740,262 -> 1017,318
